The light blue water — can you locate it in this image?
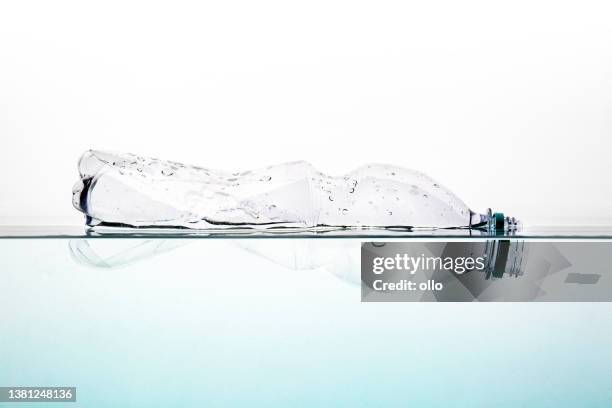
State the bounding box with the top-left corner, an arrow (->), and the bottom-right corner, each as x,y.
1,238 -> 611,407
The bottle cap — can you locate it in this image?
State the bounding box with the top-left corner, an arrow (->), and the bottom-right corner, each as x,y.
493,212 -> 505,232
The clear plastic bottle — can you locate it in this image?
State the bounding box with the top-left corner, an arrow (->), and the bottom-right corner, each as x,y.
73,150 -> 519,233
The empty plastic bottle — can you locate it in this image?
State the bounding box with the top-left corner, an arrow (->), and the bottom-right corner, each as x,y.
73,150 -> 519,233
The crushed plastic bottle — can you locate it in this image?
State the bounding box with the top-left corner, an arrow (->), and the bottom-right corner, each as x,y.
72,150 -> 520,233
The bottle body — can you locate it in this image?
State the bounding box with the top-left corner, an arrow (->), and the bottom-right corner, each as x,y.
314,164 -> 474,228
73,150 -> 509,231
73,151 -> 320,228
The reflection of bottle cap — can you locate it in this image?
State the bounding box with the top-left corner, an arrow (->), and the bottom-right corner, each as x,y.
483,240 -> 527,279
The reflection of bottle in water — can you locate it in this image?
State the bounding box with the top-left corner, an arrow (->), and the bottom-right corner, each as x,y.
73,150 -> 519,232
69,239 -> 530,296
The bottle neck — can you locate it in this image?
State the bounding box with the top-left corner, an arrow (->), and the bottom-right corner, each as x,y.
470,208 -> 521,234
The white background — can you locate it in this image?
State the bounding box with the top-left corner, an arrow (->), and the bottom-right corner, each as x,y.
1,0 -> 611,226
